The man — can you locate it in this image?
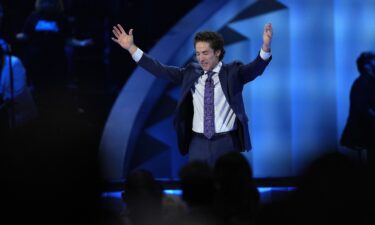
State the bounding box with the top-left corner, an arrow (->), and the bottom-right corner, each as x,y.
112,23 -> 272,166
341,52 -> 375,171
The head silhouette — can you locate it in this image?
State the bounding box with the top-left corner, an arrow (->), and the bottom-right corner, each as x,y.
357,51 -> 375,78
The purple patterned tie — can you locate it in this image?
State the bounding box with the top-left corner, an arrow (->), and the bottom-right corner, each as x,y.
203,71 -> 215,139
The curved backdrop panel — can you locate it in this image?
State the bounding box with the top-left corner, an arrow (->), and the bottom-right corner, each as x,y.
100,0 -> 375,182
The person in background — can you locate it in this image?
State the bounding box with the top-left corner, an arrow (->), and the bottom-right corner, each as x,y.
16,0 -> 97,120
178,161 -> 222,225
213,152 -> 260,225
16,0 -> 70,94
0,44 -> 36,130
121,169 -> 163,225
341,51 -> 375,173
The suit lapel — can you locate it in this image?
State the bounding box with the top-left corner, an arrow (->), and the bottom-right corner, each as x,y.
187,68 -> 203,90
218,64 -> 230,102
179,67 -> 202,104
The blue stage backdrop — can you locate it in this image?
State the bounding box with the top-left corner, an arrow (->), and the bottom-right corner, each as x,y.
99,0 -> 375,182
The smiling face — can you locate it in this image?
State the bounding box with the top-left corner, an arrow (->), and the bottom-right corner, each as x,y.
195,41 -> 221,71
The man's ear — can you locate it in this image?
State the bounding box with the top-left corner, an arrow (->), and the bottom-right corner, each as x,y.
215,50 -> 221,58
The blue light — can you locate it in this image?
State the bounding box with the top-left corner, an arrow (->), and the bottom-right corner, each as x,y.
163,189 -> 183,196
101,191 -> 122,199
258,187 -> 296,193
101,187 -> 295,199
35,20 -> 59,32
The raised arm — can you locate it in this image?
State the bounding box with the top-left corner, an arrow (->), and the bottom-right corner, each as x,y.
112,24 -> 138,55
262,23 -> 273,53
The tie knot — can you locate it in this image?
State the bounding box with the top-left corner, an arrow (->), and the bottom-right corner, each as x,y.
206,71 -> 215,79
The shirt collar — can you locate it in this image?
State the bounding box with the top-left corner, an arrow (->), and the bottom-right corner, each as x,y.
205,61 -> 222,74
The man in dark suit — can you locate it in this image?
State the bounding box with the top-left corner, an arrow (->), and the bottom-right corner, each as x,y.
112,23 -> 272,166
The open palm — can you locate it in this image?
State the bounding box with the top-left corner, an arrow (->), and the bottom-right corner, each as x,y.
112,24 -> 134,51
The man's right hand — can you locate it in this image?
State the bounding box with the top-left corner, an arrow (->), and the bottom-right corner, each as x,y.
112,24 -> 138,54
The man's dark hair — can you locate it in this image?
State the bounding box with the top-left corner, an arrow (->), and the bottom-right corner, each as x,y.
194,31 -> 226,61
356,51 -> 375,75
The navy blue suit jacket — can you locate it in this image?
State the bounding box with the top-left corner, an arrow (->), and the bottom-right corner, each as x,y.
137,52 -> 271,155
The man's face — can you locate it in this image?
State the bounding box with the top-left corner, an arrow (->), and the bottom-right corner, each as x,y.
195,41 -> 221,71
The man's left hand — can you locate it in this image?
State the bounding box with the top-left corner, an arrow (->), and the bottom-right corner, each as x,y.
262,23 -> 273,52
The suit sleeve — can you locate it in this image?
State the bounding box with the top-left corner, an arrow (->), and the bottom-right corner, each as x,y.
238,52 -> 272,83
138,53 -> 185,84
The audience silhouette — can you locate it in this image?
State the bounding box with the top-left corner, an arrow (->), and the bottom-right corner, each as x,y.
256,151 -> 373,225
178,161 -> 223,225
213,152 -> 260,225
120,169 -> 164,225
341,51 -> 375,173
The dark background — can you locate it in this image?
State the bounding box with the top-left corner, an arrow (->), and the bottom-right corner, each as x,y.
0,0 -> 200,224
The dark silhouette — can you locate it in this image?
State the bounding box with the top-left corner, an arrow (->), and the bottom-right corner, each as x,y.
213,152 -> 260,225
178,161 -> 222,225
341,51 -> 375,172
179,161 -> 215,210
17,0 -> 70,93
1,2 -> 36,130
15,0 -> 84,122
0,38 -> 37,131
161,194 -> 188,225
120,169 -> 163,225
256,151 -> 373,225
